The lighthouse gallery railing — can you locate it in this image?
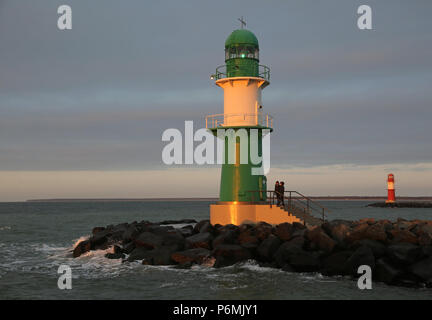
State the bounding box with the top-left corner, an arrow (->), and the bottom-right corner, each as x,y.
214,64 -> 270,81
205,113 -> 273,129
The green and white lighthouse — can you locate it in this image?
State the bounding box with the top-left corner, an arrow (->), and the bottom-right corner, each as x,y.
207,25 -> 299,225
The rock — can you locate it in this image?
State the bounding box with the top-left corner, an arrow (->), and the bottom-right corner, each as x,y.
274,223 -> 294,241
255,222 -> 273,240
322,221 -> 350,244
343,245 -> 375,276
289,251 -> 320,272
113,245 -> 122,254
128,246 -> 177,265
374,258 -> 402,285
171,248 -> 212,264
387,243 -> 421,266
105,252 -> 125,259
92,227 -> 105,235
418,232 -> 432,246
364,223 -> 387,242
345,222 -> 387,243
350,239 -> 386,258
212,230 -> 238,248
274,240 -> 320,272
134,232 -> 164,249
345,223 -> 369,243
390,229 -> 418,244
90,231 -> 109,249
127,247 -> 151,262
161,230 -> 185,250
257,234 -> 281,261
179,225 -> 194,238
73,239 -> 91,257
186,232 -> 213,249
238,233 -> 259,246
306,227 -> 336,253
321,251 -> 353,276
212,244 -> 252,267
193,220 -> 211,234
122,225 -> 140,243
122,241 -> 136,254
410,257 -> 432,282
109,223 -> 129,241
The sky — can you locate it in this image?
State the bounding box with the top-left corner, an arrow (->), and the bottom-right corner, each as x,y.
0,0 -> 431,201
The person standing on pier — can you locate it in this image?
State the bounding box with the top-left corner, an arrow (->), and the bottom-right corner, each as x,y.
275,181 -> 280,205
279,181 -> 285,207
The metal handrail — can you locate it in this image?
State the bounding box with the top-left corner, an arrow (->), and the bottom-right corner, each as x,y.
206,113 -> 273,129
247,190 -> 331,222
214,64 -> 270,81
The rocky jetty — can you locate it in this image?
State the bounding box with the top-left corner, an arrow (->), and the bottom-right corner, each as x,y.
73,218 -> 432,288
368,202 -> 432,208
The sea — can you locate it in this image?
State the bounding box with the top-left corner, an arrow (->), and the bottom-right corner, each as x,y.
1,200 -> 432,300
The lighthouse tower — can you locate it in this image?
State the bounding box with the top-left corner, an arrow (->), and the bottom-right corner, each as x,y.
207,25 -> 301,226
386,173 -> 396,203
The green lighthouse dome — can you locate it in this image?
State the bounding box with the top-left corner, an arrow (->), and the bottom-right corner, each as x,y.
225,29 -> 259,48
213,28 -> 269,80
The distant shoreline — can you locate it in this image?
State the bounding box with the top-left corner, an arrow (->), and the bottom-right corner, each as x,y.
25,196 -> 432,202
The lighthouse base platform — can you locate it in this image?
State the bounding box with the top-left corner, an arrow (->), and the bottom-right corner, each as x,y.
210,202 -> 302,226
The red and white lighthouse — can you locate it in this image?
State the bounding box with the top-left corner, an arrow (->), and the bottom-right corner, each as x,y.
386,173 -> 396,203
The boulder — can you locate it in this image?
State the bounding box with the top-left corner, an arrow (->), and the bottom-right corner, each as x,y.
343,245 -> 375,276
418,232 -> 432,246
273,240 -> 320,272
212,244 -> 252,267
179,225 -> 194,238
306,227 -> 336,253
171,248 -> 212,264
128,246 -> 177,265
390,229 -> 418,244
186,232 -> 213,249
345,223 -> 369,243
73,239 -> 91,258
127,247 -> 151,262
255,222 -> 273,240
257,234 -> 281,261
105,252 -> 125,259
193,220 -> 211,234
122,241 -> 136,254
289,251 -> 320,272
323,222 -> 350,244
374,258 -> 402,285
212,230 -> 238,248
350,239 -> 386,258
134,232 -> 164,249
321,251 -> 353,276
237,233 -> 259,246
161,230 -> 185,250
122,225 -> 140,243
386,243 -> 421,266
274,223 -> 294,241
363,223 -> 387,242
410,257 -> 432,282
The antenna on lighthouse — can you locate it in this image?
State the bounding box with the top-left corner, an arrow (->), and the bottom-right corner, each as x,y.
238,16 -> 246,29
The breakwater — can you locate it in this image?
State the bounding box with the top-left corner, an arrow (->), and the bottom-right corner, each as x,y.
368,202 -> 432,208
74,218 -> 432,288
